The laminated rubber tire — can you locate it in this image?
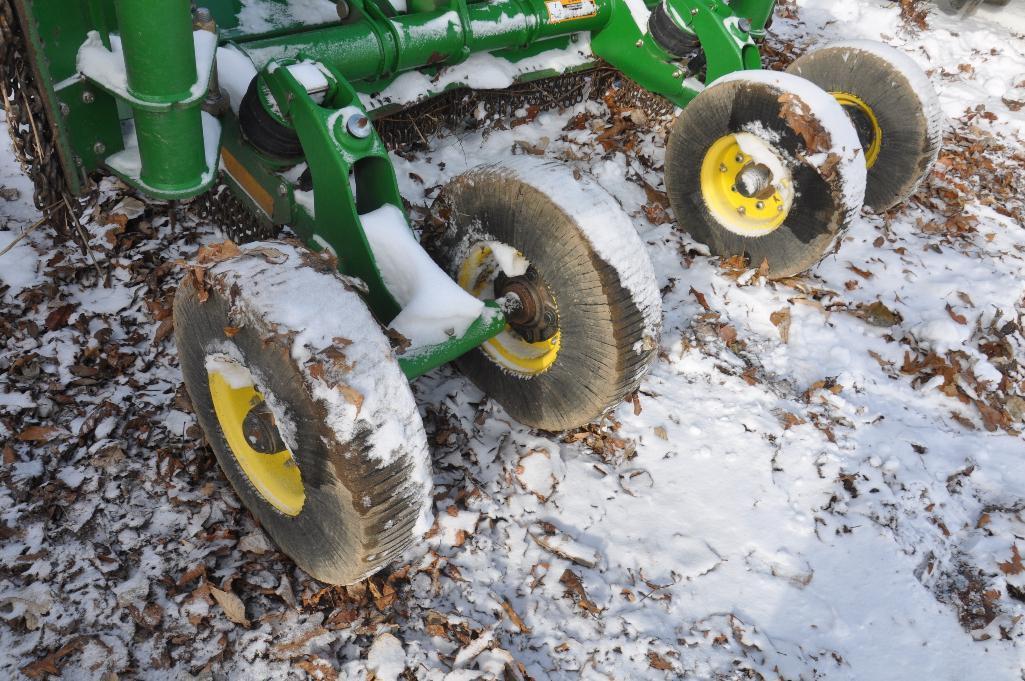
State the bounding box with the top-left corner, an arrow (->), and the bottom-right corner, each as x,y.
787,40 -> 942,211
174,242 -> 432,585
665,70 -> 867,278
425,157 -> 662,432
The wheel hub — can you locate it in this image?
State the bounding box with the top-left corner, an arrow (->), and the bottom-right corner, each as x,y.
457,243 -> 561,376
699,132 -> 794,237
242,401 -> 288,454
494,266 -> 559,343
206,356 -> 305,516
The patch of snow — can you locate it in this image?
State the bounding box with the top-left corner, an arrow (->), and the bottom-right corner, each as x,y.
367,633 -> 406,681
76,30 -> 216,105
361,204 -> 485,349
215,46 -> 258,114
235,0 -> 340,35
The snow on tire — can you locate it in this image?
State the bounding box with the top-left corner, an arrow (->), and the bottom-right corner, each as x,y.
787,40 -> 943,212
426,157 -> 662,432
665,70 -> 867,278
173,242 -> 432,585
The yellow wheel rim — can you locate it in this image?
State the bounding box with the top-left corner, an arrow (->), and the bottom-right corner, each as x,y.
207,357 -> 304,516
832,91 -> 882,168
699,133 -> 793,237
457,244 -> 560,377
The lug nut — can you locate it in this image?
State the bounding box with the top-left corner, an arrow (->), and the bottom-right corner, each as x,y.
81,90 -> 95,104
93,141 -> 106,155
346,112 -> 372,139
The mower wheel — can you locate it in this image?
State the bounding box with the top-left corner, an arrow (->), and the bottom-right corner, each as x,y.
665,71 -> 866,278
787,41 -> 942,211
174,242 -> 432,585
426,158 -> 661,432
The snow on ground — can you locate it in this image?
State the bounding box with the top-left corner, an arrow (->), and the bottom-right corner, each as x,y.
2,1 -> 1025,679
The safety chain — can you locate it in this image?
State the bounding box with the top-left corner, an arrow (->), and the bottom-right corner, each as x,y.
0,0 -> 83,242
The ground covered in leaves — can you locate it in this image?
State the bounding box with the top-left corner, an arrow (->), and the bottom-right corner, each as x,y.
3,0 -> 1025,679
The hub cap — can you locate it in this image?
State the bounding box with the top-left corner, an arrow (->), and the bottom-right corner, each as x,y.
207,355 -> 304,516
699,133 -> 794,237
457,244 -> 561,376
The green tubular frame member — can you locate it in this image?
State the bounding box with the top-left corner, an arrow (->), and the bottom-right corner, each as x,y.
17,0 -> 778,377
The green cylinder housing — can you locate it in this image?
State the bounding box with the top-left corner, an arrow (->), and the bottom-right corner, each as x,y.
115,0 -> 207,194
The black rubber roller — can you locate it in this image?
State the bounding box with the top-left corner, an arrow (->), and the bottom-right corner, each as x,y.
648,3 -> 700,59
238,76 -> 304,159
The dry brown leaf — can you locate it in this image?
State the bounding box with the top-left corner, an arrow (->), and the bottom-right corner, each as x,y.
653,426 -> 668,440
648,651 -> 673,671
17,425 -> 60,442
770,307 -> 791,343
718,324 -> 738,345
209,585 -> 250,626
781,412 -> 806,430
999,545 -> 1024,575
945,303 -> 968,326
499,597 -> 531,633
196,240 -> 242,265
44,303 -> 76,331
21,637 -> 87,679
245,245 -> 288,264
689,287 -> 711,311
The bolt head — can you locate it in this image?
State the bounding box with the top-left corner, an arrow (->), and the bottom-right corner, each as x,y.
719,163 -> 727,173
345,112 -> 372,139
737,206 -> 746,215
277,184 -> 288,196
777,204 -> 784,212
81,90 -> 95,104
92,141 -> 106,156
735,154 -> 744,163
635,39 -> 644,47
59,102 -> 70,117
756,201 -> 765,210
738,17 -> 753,33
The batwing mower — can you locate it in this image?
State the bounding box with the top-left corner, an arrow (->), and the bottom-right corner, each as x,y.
1,0 -> 939,583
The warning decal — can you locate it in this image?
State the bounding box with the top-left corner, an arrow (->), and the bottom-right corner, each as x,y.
545,0 -> 597,23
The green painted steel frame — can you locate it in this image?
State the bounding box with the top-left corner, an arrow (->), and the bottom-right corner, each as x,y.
17,0 -> 777,378
260,62 -> 508,379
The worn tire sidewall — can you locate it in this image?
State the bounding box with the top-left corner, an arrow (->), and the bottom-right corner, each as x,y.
175,276 -> 373,583
666,79 -> 852,278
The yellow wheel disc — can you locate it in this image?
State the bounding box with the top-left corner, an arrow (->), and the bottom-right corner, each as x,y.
699,133 -> 793,237
457,244 -> 560,377
208,359 -> 304,516
831,91 -> 883,168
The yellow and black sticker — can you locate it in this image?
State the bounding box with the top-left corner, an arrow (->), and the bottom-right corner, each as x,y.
544,0 -> 597,24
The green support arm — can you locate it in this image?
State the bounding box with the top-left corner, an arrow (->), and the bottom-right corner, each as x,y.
260,61 -> 507,378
